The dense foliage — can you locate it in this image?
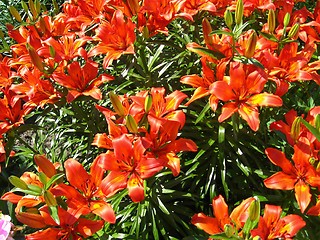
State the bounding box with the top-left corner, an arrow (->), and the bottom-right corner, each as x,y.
0,0 -> 320,239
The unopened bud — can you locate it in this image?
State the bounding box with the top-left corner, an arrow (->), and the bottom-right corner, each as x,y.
248,197 -> 260,221
49,45 -> 55,58
145,95 -> 153,113
9,6 -> 22,22
126,114 -> 138,133
109,91 -> 125,116
34,155 -> 56,178
291,117 -> 301,142
0,29 -> 4,39
288,22 -> 300,39
310,157 -> 316,166
34,0 -> 41,15
127,0 -> 139,15
142,26 -> 149,39
245,32 -> 257,59
43,191 -> 57,207
224,224 -> 234,237
9,176 -> 28,190
315,114 -> 320,129
29,0 -> 37,19
27,184 -> 43,195
26,43 -> 45,72
21,1 -> 29,13
41,3 -> 47,12
283,12 -> 290,28
268,9 -> 276,33
224,10 -> 233,29
202,18 -> 213,46
52,0 -> 59,15
38,172 -> 48,185
39,17 -> 49,35
235,0 -> 243,25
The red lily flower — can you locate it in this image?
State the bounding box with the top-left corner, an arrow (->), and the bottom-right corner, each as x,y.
52,60 -> 113,103
20,206 -> 104,240
88,10 -> 136,68
209,62 -> 283,131
251,204 -> 306,240
191,195 -> 254,236
51,157 -> 116,223
99,134 -> 163,202
264,138 -> 320,213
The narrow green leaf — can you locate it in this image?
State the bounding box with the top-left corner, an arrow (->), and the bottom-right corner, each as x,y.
48,206 -> 60,225
195,103 -> 211,124
45,173 -> 64,190
300,118 -> 320,142
259,31 -> 279,42
209,30 -> 234,37
193,47 -> 226,60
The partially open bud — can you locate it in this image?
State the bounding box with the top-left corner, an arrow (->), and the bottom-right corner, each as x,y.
202,18 -> 213,46
288,22 -> 300,39
43,191 -> 57,207
26,43 -> 45,72
248,197 -> 260,221
9,6 -> 22,22
28,0 -> 38,19
34,155 -> 56,178
109,91 -> 125,117
127,0 -> 139,15
126,114 -> 138,133
291,117 -> 301,142
315,114 -> 320,129
235,0 -> 243,25
9,176 -> 28,190
283,12 -> 290,28
224,224 -> 234,237
245,32 -> 257,59
224,10 -> 233,29
145,95 -> 153,113
268,9 -> 276,33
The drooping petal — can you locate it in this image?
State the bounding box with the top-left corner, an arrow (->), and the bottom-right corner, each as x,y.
191,213 -> 221,235
295,179 -> 311,213
247,93 -> 283,107
25,228 -> 60,240
90,200 -> 116,223
96,152 -> 122,171
218,102 -> 238,123
276,214 -> 306,237
64,158 -> 89,193
264,172 -> 296,190
16,212 -> 47,229
100,171 -> 129,198
209,81 -> 235,101
75,218 -> 104,238
265,148 -> 296,174
238,104 -> 260,131
212,195 -> 229,228
127,172 -> 145,202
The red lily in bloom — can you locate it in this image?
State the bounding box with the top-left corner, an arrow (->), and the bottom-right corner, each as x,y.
52,60 -> 113,102
99,134 -> 163,202
88,10 -> 136,68
51,158 -> 116,223
191,195 -> 254,236
20,206 -> 104,240
209,62 -> 283,131
251,204 -> 306,240
181,0 -> 217,16
264,138 -> 320,213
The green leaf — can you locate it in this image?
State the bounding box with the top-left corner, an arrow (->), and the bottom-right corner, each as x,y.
259,31 -> 279,42
209,233 -> 241,239
300,118 -> 320,142
209,30 -> 234,37
48,206 -> 60,225
45,173 -> 64,190
192,47 -> 226,60
195,103 -> 211,124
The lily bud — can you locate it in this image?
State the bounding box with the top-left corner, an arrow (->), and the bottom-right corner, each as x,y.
49,45 -> 56,58
9,6 -> 22,22
127,0 -> 139,15
291,117 -> 301,142
235,0 -> 243,25
34,155 -> 56,178
202,18 -> 213,46
43,191 -> 57,207
224,224 -> 234,237
283,12 -> 290,28
34,0 -> 41,15
0,29 -> 4,39
126,114 -> 138,133
38,172 -> 48,185
26,43 -> 45,72
288,22 -> 300,39
245,32 -> 257,59
39,17 -> 49,35
21,1 -> 29,13
145,95 -> 153,113
248,197 -> 260,221
28,0 -> 37,19
268,9 -> 276,33
315,114 -> 320,129
52,0 -> 59,15
109,91 -> 125,117
142,25 -> 149,39
224,10 -> 233,29
316,161 -> 320,173
9,176 -> 28,190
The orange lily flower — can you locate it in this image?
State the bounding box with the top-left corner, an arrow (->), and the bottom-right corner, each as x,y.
264,138 -> 320,213
181,0 -> 217,16
191,195 -> 254,236
20,206 -> 104,240
99,134 -> 163,202
251,204 -> 306,240
52,60 -> 113,103
88,10 -> 136,68
209,62 -> 283,131
51,157 -> 116,223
